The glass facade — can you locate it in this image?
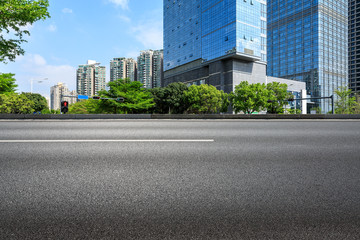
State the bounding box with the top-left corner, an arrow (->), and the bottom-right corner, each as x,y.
267,0 -> 348,113
349,0 -> 360,94
164,0 -> 265,72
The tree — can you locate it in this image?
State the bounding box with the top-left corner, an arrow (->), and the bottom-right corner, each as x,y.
150,82 -> 189,114
68,99 -> 103,114
334,86 -> 358,114
21,92 -> 48,112
184,84 -> 227,114
266,82 -> 293,114
0,0 -> 50,62
0,93 -> 34,113
98,79 -> 155,114
0,73 -> 18,93
230,81 -> 268,114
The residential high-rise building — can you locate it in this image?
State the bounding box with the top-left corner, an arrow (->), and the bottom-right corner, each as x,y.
349,0 -> 360,94
267,0 -> 348,113
137,50 -> 163,88
126,58 -> 138,82
163,0 -> 267,93
152,50 -> 164,88
50,83 -> 77,110
110,58 -> 127,82
76,60 -> 106,96
110,58 -> 138,82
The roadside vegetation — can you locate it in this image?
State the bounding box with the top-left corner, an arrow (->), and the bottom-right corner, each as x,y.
2,73 -> 360,115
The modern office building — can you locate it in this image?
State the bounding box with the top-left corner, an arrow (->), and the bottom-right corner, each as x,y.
349,0 -> 360,94
267,0 -> 348,113
110,58 -> 137,82
137,50 -> 163,88
76,60 -> 106,97
50,83 -> 76,110
163,0 -> 267,93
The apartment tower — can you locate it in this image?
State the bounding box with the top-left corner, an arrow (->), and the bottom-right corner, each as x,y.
137,50 -> 163,88
76,60 -> 106,96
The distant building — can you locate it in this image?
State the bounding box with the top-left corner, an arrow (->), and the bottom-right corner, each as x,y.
126,58 -> 138,82
76,60 -> 106,96
137,50 -> 163,89
349,0 -> 360,94
110,58 -> 137,82
50,83 -> 76,110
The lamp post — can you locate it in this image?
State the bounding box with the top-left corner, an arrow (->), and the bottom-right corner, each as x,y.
30,78 -> 48,93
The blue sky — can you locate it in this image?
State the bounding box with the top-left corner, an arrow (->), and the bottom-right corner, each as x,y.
0,0 -> 163,97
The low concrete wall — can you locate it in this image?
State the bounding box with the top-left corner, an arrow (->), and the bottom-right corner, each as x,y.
1,114 -> 360,120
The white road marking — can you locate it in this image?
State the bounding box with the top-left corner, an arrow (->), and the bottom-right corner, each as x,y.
0,139 -> 215,143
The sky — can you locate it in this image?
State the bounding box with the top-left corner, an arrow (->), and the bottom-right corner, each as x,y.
0,0 -> 163,97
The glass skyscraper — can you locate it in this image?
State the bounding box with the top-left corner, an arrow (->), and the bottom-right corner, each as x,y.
163,0 -> 267,93
267,0 -> 348,113
349,0 -> 360,94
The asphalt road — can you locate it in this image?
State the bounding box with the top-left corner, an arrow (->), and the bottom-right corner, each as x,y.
0,120 -> 360,239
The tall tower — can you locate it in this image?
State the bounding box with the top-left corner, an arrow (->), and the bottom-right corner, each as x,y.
267,0 -> 348,113
126,58 -> 138,82
76,60 -> 106,97
152,50 -> 164,88
137,50 -> 163,89
110,58 -> 138,82
349,0 -> 360,94
163,0 -> 266,93
110,58 -> 127,82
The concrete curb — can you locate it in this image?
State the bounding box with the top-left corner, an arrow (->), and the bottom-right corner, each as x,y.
1,114 -> 360,120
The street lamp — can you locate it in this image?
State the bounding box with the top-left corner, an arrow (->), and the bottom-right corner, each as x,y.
30,78 -> 48,93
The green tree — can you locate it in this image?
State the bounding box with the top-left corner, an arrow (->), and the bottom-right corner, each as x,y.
184,84 -> 226,114
68,99 -> 103,114
21,92 -> 48,112
334,86 -> 358,114
0,0 -> 50,62
0,73 -> 18,93
266,82 -> 293,114
98,79 -> 155,114
230,81 -> 268,114
150,82 -> 189,114
0,93 -> 34,113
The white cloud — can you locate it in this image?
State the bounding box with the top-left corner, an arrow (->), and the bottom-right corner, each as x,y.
131,19 -> 163,49
108,0 -> 129,9
10,54 -> 77,96
62,8 -> 73,14
48,24 -> 57,32
33,54 -> 47,66
117,15 -> 131,23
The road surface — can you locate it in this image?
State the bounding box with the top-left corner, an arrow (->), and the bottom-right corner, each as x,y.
0,120 -> 359,239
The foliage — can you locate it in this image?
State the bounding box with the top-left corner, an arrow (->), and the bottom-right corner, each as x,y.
0,93 -> 34,113
0,73 -> 18,93
150,82 -> 189,114
98,79 -> 155,114
68,99 -> 103,114
230,81 -> 268,114
288,108 -> 301,114
184,84 -> 228,114
334,86 -> 358,114
266,82 -> 293,114
0,0 -> 50,62
41,108 -> 59,114
21,92 -> 48,112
